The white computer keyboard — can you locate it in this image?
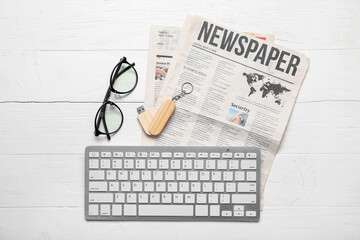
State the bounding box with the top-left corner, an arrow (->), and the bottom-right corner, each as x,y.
85,146 -> 260,222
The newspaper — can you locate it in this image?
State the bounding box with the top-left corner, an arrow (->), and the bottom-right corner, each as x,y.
143,15 -> 310,202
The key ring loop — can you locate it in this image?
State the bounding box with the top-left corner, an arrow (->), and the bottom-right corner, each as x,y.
181,82 -> 194,95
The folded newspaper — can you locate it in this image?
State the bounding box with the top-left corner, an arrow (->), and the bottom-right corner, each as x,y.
143,15 -> 310,203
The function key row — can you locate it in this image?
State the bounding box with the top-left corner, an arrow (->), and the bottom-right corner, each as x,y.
89,159 -> 257,170
89,152 -> 257,159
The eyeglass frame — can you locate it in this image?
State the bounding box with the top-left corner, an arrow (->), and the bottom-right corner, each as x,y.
94,56 -> 138,140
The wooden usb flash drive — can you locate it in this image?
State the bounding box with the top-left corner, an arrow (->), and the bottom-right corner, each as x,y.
137,100 -> 175,136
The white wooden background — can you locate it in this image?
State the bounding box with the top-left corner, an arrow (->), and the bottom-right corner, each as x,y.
0,0 -> 359,239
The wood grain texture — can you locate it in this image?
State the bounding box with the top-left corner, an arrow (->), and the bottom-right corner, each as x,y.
0,0 -> 359,238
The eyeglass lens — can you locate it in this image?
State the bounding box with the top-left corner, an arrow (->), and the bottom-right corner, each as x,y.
96,103 -> 123,134
112,62 -> 137,93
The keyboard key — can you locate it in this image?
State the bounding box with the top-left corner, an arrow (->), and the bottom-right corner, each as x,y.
89,193 -> 113,203
167,182 -> 178,192
229,160 -> 239,169
234,153 -> 245,159
153,171 -> 163,180
159,160 -> 169,169
237,183 -> 256,192
118,170 -> 128,180
200,171 -> 210,181
231,194 -> 256,204
241,160 -> 257,170
170,160 -> 181,169
185,194 -> 195,203
101,152 -> 111,158
210,152 -> 220,158
89,159 -> 99,169
126,193 -> 137,203
161,193 -> 172,203
234,205 -> 244,211
196,194 -> 207,203
147,159 -> 157,169
89,152 -> 99,158
165,171 -> 175,180
121,182 -> 131,192
222,152 -> 232,159
124,159 -> 134,169
137,152 -> 147,158
112,204 -> 122,216
188,171 -> 198,181
194,160 -> 204,169
123,204 -> 137,216
132,182 -> 143,192
100,204 -> 111,216
141,171 -> 152,180
135,159 -> 146,169
89,182 -> 107,192
182,160 -> 192,169
113,152 -> 123,158
226,183 -> 236,192
206,160 -> 216,169
223,171 -> 233,181
144,182 -> 155,192
214,183 -> 224,192
109,182 -> 119,192
198,152 -> 208,158
89,170 -> 105,180
174,194 -> 184,203
88,204 -> 99,216
139,205 -> 193,216
202,182 -> 213,192
211,171 -> 221,181
246,153 -> 257,159
115,193 -> 125,203
162,152 -> 172,158
174,152 -> 184,158
220,194 -> 230,204
234,211 -> 244,217
186,152 -> 196,158
179,182 -> 189,192
106,170 -> 117,180
246,211 -> 257,217
210,205 -> 220,216
156,182 -> 166,192
221,211 -> 232,217
125,152 -> 135,158
112,159 -> 122,169
150,193 -> 160,203
176,171 -> 187,181
195,205 -> 208,216
217,160 -> 227,169
149,152 -> 160,158
247,172 -> 257,181
208,194 -> 218,203
139,193 -> 149,203
191,182 -> 201,192
129,171 -> 140,180
235,171 -> 245,181
100,159 -> 111,169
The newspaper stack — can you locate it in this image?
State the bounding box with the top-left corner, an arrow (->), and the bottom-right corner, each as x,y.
142,15 -> 310,206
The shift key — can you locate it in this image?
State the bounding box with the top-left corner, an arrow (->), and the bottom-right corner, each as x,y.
89,193 -> 113,203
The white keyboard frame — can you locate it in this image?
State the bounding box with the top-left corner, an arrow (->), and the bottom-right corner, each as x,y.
85,146 -> 260,222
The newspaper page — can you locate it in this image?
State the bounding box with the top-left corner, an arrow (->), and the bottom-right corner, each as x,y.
144,25 -> 274,114
145,15 -> 310,200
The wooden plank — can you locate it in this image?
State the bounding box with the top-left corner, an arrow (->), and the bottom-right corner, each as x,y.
0,49 -> 359,102
0,0 -> 359,50
0,207 -> 358,240
0,154 -> 358,207
0,102 -> 358,155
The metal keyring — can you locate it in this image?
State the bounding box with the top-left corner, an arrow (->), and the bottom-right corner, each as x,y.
181,82 -> 194,95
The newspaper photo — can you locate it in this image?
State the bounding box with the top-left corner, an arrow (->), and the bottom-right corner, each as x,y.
144,15 -> 310,202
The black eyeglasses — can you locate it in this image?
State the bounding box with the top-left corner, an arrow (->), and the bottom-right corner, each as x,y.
94,57 -> 138,140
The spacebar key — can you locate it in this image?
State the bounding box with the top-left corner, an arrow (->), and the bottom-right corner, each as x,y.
139,205 -> 194,216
